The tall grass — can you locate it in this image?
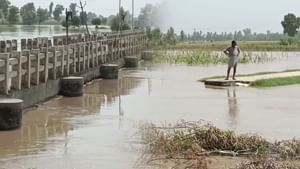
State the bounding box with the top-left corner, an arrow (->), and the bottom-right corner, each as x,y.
153,51 -> 274,65
152,41 -> 300,51
251,76 -> 300,87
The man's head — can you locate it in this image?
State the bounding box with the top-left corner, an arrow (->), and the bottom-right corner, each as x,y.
232,40 -> 237,47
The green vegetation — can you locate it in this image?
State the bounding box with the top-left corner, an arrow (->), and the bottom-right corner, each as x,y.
281,13 -> 300,37
152,41 -> 300,51
144,12 -> 300,50
53,4 -> 64,21
140,121 -> 300,168
153,51 -> 272,65
110,7 -> 131,31
145,26 -> 300,51
37,7 -> 49,23
0,0 -> 112,29
91,18 -> 101,28
251,76 -> 300,87
20,3 -> 36,25
7,5 -> 19,24
146,27 -> 178,47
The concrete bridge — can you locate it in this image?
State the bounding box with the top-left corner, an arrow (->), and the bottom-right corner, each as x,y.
0,30 -> 146,108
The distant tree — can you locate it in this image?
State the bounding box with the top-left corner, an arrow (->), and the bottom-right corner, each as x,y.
87,12 -> 97,21
37,7 -> 49,23
146,27 -> 163,46
180,30 -> 186,41
7,5 -> 19,24
0,0 -> 11,19
110,7 -> 131,31
110,16 -> 119,31
49,2 -> 54,18
165,27 -> 177,45
91,18 -> 101,28
62,15 -> 80,28
53,4 -> 64,21
281,13 -> 300,37
20,3 -> 36,25
77,1 -> 90,37
101,17 -> 107,25
243,28 -> 252,40
71,15 -> 80,27
69,3 -> 77,16
110,16 -> 130,31
79,11 -> 87,25
107,15 -> 115,25
152,28 -> 162,41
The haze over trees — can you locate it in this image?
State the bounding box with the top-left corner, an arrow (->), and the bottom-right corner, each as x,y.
137,4 -> 161,28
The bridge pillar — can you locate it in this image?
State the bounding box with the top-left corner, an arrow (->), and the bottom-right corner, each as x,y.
60,76 -> 84,97
124,56 -> 139,68
142,51 -> 155,60
0,99 -> 23,130
100,64 -> 119,79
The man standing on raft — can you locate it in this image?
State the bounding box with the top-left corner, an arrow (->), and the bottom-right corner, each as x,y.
223,40 -> 241,80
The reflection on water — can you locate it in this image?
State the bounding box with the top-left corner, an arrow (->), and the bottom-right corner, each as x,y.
0,25 -> 109,40
227,87 -> 239,128
1,54 -> 300,168
0,77 -> 141,161
0,25 -> 71,39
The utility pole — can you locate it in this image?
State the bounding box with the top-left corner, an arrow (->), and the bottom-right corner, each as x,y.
132,0 -> 134,30
119,0 -> 121,33
65,9 -> 73,45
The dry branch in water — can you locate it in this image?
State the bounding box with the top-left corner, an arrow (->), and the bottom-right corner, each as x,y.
234,158 -> 300,169
139,121 -> 300,169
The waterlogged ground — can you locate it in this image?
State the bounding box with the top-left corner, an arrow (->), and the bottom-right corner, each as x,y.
1,52 -> 300,168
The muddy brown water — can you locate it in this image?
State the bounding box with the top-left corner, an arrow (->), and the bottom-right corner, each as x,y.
1,52 -> 300,169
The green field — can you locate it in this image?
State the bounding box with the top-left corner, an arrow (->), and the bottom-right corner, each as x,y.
251,76 -> 300,87
153,50 -> 272,65
152,41 -> 300,51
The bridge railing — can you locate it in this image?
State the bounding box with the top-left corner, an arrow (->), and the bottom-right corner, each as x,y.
0,30 -> 146,95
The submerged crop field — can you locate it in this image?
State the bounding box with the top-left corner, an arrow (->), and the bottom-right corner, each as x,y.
153,50 -> 274,65
152,41 -> 300,52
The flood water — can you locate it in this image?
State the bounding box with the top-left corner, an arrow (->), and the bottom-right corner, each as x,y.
0,25 -> 110,40
0,25 -> 76,40
1,52 -> 300,168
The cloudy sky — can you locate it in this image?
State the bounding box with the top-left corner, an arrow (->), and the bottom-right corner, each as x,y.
9,0 -> 300,33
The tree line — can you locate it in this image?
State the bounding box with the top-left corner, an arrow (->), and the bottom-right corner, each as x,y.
145,12 -> 300,46
0,0 -> 110,27
0,0 -> 161,33
179,29 -> 285,42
